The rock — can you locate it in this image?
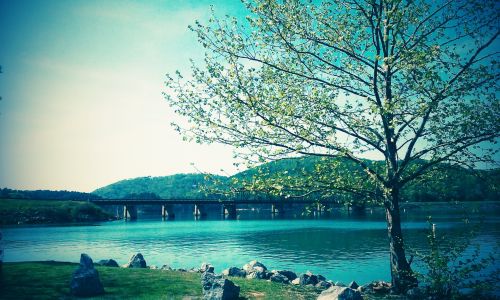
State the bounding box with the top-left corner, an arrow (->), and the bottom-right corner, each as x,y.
97,259 -> 119,267
359,281 -> 391,294
125,253 -> 147,268
242,260 -> 267,274
243,261 -> 267,280
316,280 -> 333,289
270,273 -> 289,284
176,268 -> 187,272
317,286 -> 363,300
348,281 -> 359,290
222,267 -> 246,277
275,270 -> 297,281
70,254 -> 105,297
201,272 -> 240,300
299,273 -> 319,286
201,262 -> 215,273
335,281 -> 346,287
160,264 -> 172,271
148,265 -> 158,270
318,274 -> 326,281
246,270 -> 266,280
291,278 -> 300,285
188,268 -> 200,273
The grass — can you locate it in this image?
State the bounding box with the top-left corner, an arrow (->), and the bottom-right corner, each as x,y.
0,262 -> 321,299
0,199 -> 112,225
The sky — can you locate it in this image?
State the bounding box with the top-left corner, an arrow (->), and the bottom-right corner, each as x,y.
0,0 -> 249,192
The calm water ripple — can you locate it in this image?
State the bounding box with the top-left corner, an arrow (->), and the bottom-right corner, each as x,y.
2,203 -> 500,284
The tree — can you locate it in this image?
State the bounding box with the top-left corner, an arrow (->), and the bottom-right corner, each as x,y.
165,0 -> 500,293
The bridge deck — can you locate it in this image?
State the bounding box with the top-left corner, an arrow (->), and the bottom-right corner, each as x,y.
91,198 -> 337,205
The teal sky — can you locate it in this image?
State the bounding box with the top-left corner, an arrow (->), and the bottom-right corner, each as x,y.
0,0 -> 247,192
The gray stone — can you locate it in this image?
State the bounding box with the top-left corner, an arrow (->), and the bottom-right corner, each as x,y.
246,270 -> 266,280
222,267 -> 246,277
317,286 -> 363,300
361,280 -> 391,294
201,262 -> 215,273
348,281 -> 359,290
201,272 -> 240,300
316,280 -> 333,289
275,270 -> 297,281
148,265 -> 158,270
270,273 -> 289,284
291,278 -> 300,285
317,274 -> 326,281
160,264 -> 172,271
299,273 -> 319,286
97,259 -> 119,267
242,260 -> 267,274
70,254 -> 104,297
125,253 -> 147,268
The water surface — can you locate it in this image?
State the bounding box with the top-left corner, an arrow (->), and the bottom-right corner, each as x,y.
2,202 -> 499,284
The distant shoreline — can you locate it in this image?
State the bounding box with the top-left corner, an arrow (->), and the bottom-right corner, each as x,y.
1,198 -> 498,226
0,198 -> 114,226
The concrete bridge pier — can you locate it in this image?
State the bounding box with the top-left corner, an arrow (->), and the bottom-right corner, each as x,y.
222,204 -> 237,219
193,203 -> 207,217
271,203 -> 284,215
161,204 -> 175,220
123,205 -> 137,221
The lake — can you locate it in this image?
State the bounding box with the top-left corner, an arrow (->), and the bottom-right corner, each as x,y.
2,201 -> 499,285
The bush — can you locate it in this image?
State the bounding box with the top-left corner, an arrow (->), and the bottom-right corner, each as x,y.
412,217 -> 498,299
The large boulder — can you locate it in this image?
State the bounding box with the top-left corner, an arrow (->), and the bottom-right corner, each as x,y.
125,253 -> 147,268
242,260 -> 267,274
97,259 -> 119,267
201,272 -> 240,300
246,270 -> 267,280
317,286 -> 363,300
299,272 -> 319,286
200,262 -> 215,273
222,267 -> 246,277
70,254 -> 105,297
273,270 -> 297,281
243,261 -> 268,280
270,273 -> 289,284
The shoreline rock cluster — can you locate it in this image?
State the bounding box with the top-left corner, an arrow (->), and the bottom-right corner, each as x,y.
73,253 -> 393,300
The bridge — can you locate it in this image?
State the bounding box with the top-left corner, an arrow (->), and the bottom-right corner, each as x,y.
91,198 -> 337,220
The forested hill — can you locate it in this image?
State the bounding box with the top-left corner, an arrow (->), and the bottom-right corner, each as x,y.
92,157 -> 500,202
92,173 -> 227,199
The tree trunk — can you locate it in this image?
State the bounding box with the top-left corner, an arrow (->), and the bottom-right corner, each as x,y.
385,187 -> 417,293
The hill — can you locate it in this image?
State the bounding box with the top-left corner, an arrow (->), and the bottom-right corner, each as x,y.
92,157 -> 499,203
92,173 -> 227,199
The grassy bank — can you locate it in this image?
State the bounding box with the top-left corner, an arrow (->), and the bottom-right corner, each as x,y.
0,199 -> 113,225
0,262 -> 321,299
